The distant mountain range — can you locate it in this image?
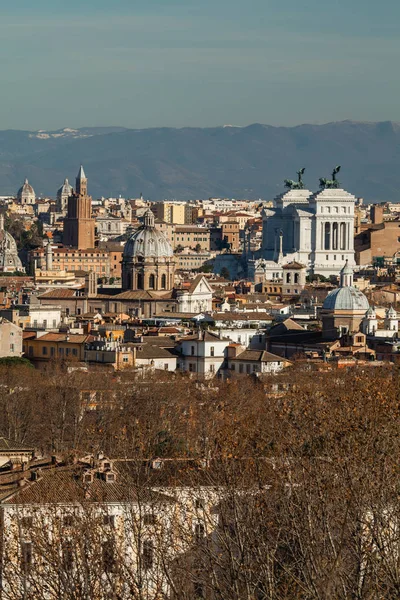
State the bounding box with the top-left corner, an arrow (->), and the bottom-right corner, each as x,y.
0,121 -> 400,202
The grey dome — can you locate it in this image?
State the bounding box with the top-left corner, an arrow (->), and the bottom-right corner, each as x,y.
123,210 -> 173,260
0,217 -> 23,272
57,178 -> 73,199
17,178 -> 35,199
323,286 -> 369,311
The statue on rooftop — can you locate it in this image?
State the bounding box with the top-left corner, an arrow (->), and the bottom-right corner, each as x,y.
284,167 -> 305,190
319,165 -> 341,189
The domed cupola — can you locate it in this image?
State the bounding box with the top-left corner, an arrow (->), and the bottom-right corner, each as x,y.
122,209 -> 175,292
0,214 -> 24,273
17,178 -> 36,205
322,260 -> 369,312
56,178 -> 73,213
322,260 -> 369,338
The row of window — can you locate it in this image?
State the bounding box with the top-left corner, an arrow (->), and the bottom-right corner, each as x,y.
20,538 -> 155,573
188,363 -> 215,373
191,346 -> 215,356
26,346 -> 79,357
325,254 -> 346,261
320,206 -> 351,214
33,320 -> 57,328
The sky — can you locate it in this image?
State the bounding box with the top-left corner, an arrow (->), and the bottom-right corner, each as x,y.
1,0 -> 399,130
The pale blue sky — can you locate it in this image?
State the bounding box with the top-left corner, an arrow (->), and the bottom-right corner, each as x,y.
1,0 -> 399,130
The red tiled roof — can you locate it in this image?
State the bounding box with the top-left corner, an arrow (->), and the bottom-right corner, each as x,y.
38,289 -> 77,299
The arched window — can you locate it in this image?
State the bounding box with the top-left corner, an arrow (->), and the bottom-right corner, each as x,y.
324,222 -> 331,250
286,273 -> 291,284
294,273 -> 299,284
149,274 -> 155,289
137,273 -> 144,290
161,274 -> 167,289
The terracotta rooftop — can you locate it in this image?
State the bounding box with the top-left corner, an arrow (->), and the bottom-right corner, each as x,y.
231,350 -> 290,363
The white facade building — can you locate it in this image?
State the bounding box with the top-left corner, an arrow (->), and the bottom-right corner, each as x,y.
249,182 -> 356,280
176,275 -> 213,313
177,331 -> 230,378
29,305 -> 62,330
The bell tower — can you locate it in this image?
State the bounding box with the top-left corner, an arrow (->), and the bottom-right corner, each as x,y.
63,165 -> 95,249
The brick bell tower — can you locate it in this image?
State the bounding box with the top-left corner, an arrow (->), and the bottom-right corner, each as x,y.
63,165 -> 95,249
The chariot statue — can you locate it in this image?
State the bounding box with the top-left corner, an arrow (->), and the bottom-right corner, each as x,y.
284,168 -> 305,190
319,165 -> 341,189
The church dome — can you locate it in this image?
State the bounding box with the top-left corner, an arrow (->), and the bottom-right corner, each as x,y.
17,178 -> 35,201
0,215 -> 24,272
322,286 -> 369,311
57,178 -> 73,199
123,209 -> 173,260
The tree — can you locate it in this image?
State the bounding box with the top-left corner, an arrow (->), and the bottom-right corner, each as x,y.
220,267 -> 230,280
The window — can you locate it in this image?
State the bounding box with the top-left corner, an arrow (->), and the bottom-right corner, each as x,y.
191,345 -> 195,356
43,320 -> 47,328
59,348 -> 64,356
72,349 -> 78,357
21,516 -> 33,528
103,515 -> 115,527
161,273 -> 167,289
189,363 -> 196,373
142,540 -> 154,570
209,364 -> 215,373
164,363 -> 168,370
102,540 -> 115,573
21,541 -> 32,573
63,515 -> 74,527
239,364 -> 244,373
246,364 -> 251,374
195,498 -> 205,510
143,514 -> 157,525
123,356 -> 129,363
42,346 -> 48,355
195,522 -> 205,543
66,348 -> 70,356
149,274 -> 155,289
10,344 -> 14,352
62,542 -> 73,571
210,346 -> 215,357
194,581 -> 205,598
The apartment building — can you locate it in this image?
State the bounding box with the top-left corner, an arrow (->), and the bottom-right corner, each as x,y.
171,226 -> 210,251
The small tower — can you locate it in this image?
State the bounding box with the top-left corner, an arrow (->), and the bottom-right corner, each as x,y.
361,306 -> 378,335
384,306 -> 398,333
339,259 -> 353,287
45,241 -> 53,271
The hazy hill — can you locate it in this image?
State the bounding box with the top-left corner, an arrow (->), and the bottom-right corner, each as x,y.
0,121 -> 399,201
